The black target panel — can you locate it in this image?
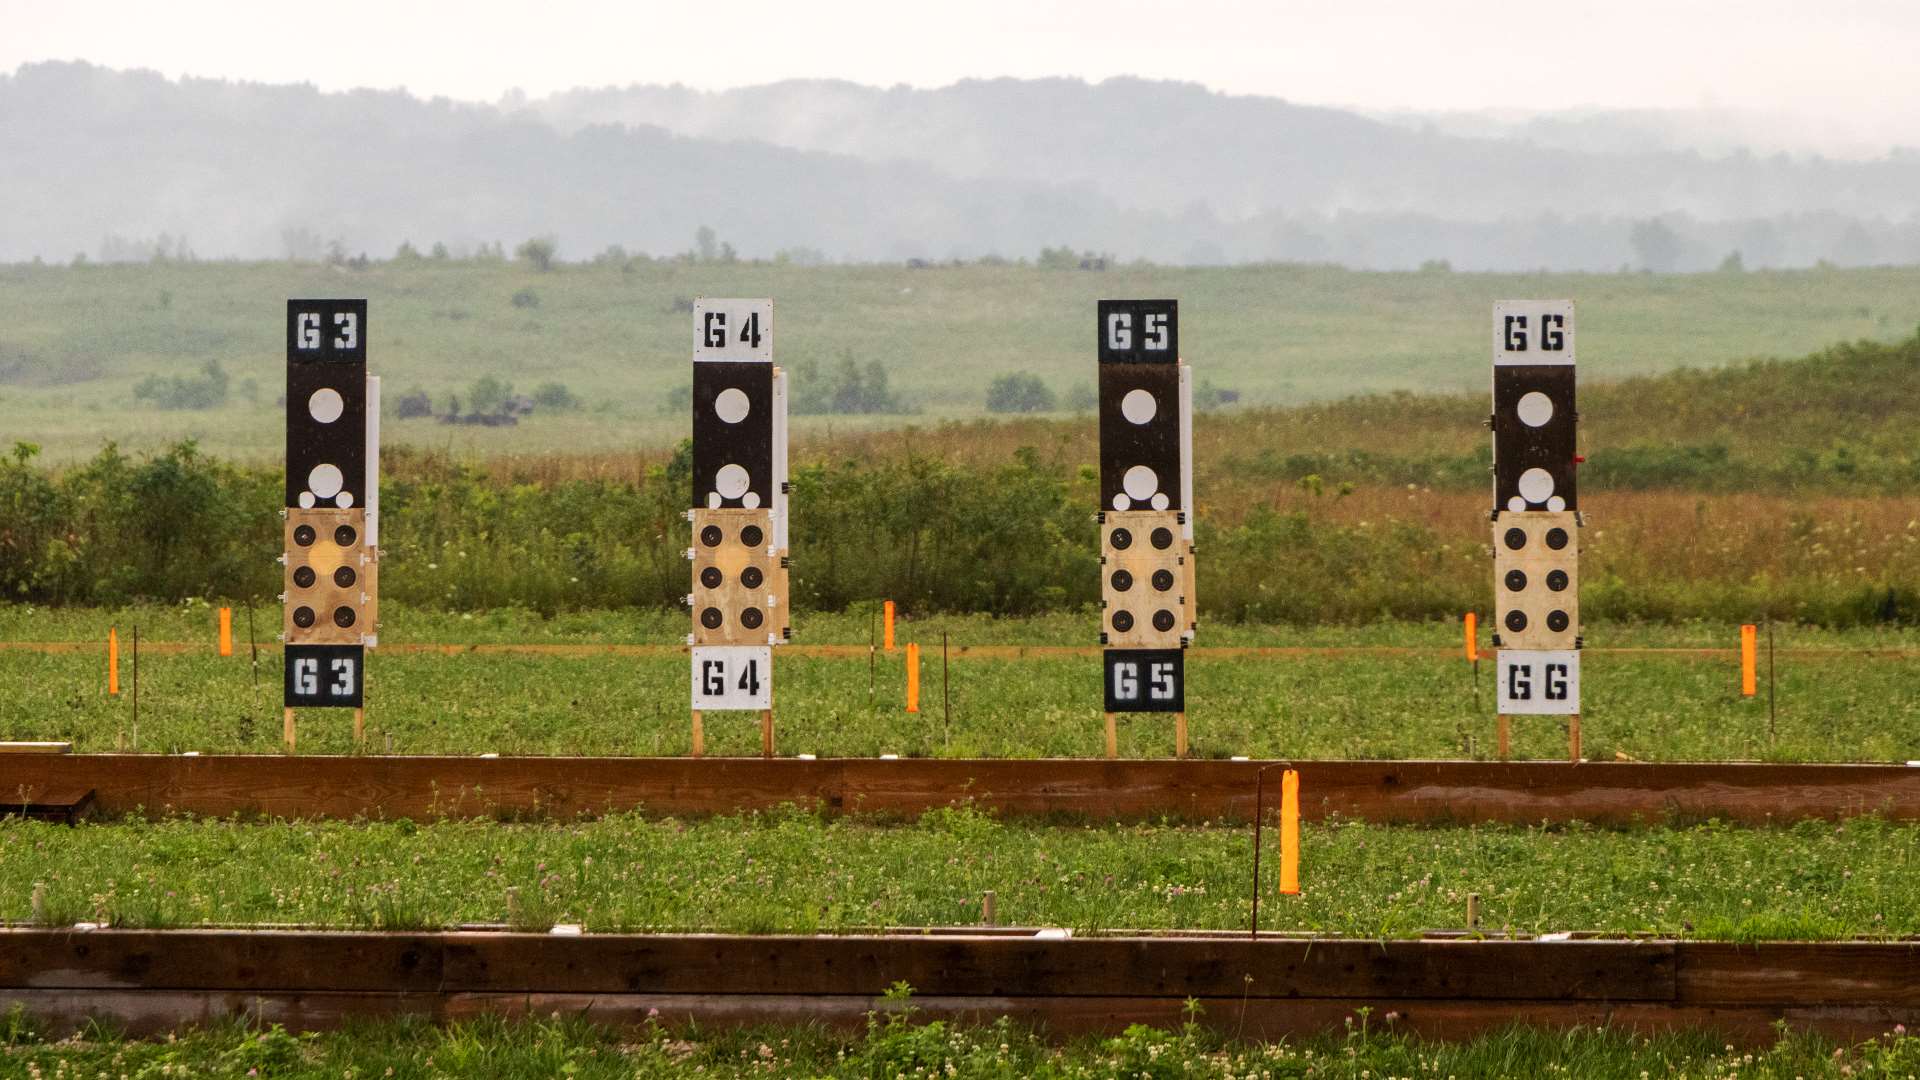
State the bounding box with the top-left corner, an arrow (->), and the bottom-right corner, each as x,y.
1098,363 -> 1182,512
284,643 -> 364,708
1097,300 -> 1181,512
692,361 -> 774,509
1492,365 -> 1577,513
1097,299 -> 1179,364
1103,648 -> 1185,713
285,299 -> 367,510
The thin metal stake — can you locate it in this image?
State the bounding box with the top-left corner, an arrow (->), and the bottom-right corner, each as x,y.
245,599 -> 260,688
131,624 -> 140,748
1248,761 -> 1293,938
942,630 -> 951,749
868,604 -> 877,708
1767,619 -> 1777,743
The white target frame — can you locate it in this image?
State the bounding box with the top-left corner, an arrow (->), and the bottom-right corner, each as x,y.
694,298 -> 774,362
691,645 -> 774,710
1495,649 -> 1581,715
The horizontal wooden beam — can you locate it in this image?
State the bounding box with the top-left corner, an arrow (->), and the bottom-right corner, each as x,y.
0,931 -> 1911,1046
2,755 -> 1915,825
0,930 -> 1676,1001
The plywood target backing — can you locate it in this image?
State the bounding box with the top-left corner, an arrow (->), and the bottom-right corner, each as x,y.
690,509 -> 784,646
1493,510 -> 1580,651
1101,509 -> 1188,650
284,508 -> 373,645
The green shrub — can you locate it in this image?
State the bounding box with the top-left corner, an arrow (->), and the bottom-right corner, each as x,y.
132,359 -> 228,410
985,373 -> 1055,413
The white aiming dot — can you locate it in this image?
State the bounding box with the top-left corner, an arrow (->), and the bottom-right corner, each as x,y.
308,463 -> 344,499
307,388 -> 345,424
1516,391 -> 1554,428
1546,495 -> 1567,512
714,387 -> 751,424
715,463 -> 750,500
742,491 -> 761,509
1150,492 -> 1169,510
1507,496 -> 1526,512
1123,465 -> 1159,502
335,491 -> 354,508
1121,388 -> 1157,425
1113,493 -> 1132,511
707,492 -> 722,509
299,491 -> 317,509
1517,467 -> 1555,504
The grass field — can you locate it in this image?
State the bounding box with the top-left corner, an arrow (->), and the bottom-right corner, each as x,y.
2,609 -> 1916,760
7,1012 -> 1914,1079
5,259 -> 1920,461
3,810 -> 1914,939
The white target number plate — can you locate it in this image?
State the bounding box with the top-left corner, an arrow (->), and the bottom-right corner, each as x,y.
1493,300 -> 1575,366
693,298 -> 773,362
691,645 -> 772,710
1496,649 -> 1580,715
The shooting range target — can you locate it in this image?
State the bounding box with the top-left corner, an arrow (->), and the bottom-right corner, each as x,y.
687,298 -> 789,714
284,299 -> 376,709
1097,299 -> 1194,719
1490,299 -> 1581,716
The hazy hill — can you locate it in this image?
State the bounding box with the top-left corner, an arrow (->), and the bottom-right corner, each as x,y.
529,77 -> 1920,222
5,62 -> 1920,268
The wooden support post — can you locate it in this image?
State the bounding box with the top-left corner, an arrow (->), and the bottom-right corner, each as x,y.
981,890 -> 997,927
1175,711 -> 1188,759
759,709 -> 774,759
283,707 -> 296,753
353,708 -> 365,747
1568,713 -> 1582,763
1104,712 -> 1118,759
690,710 -> 704,758
1496,714 -> 1510,761
1466,893 -> 1481,929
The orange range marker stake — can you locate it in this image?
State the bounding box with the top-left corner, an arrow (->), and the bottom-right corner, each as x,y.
1741,623 -> 1758,697
1278,769 -> 1301,896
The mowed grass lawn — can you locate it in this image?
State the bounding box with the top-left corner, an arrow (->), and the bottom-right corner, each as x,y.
3,809 -> 1915,940
2,607 -> 1915,760
8,1014 -> 1918,1079
6,259 -> 1920,460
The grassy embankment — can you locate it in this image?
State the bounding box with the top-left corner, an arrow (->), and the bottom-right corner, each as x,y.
4,258 -> 1919,460
5,1012 -> 1916,1079
2,809 -> 1914,939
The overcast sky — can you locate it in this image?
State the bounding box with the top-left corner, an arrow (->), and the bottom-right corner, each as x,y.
10,0 -> 1920,147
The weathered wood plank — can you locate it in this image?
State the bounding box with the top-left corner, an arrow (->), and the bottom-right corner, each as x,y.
2,755 -> 1914,825
1678,943 -> 1920,1006
0,931 -> 1674,1002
